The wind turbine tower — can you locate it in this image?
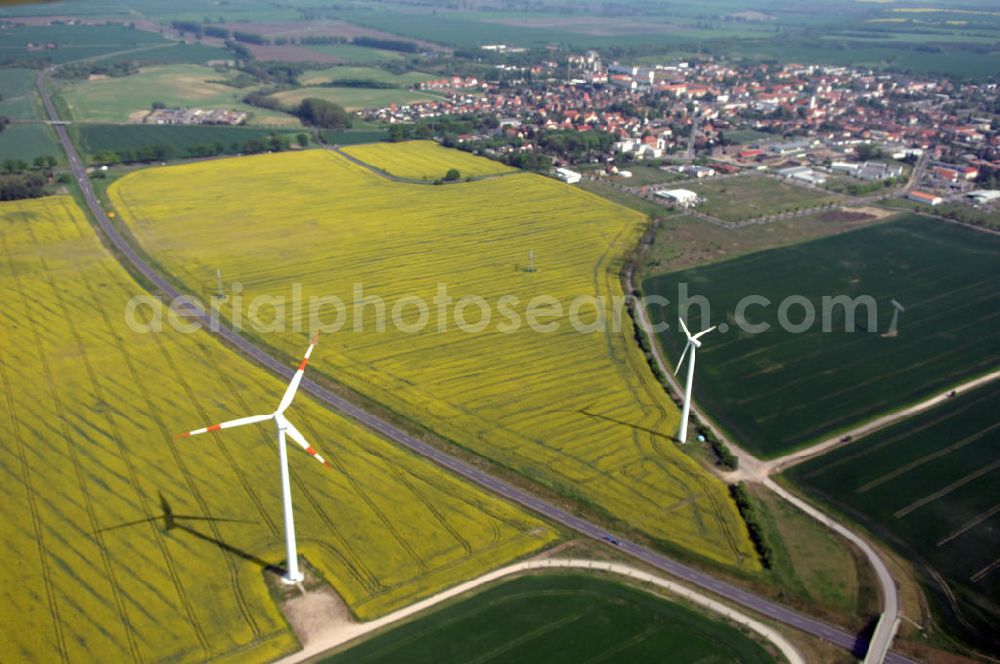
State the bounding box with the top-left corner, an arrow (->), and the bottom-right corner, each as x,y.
177,334 -> 331,584
886,299 -> 905,337
215,268 -> 227,302
526,249 -> 536,273
674,318 -> 716,443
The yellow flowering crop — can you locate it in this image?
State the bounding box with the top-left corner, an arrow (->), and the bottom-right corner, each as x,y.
342,140 -> 516,179
110,148 -> 759,572
0,196 -> 556,664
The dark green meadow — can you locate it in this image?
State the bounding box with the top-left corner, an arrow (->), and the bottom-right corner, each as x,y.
326,574 -> 776,664
0,24 -> 168,65
71,124 -> 302,161
787,381 -> 1000,653
97,43 -> 232,66
642,215 -> 1000,457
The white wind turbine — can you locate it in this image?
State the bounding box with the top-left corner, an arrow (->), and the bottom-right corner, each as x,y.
177,334 -> 331,584
674,318 -> 716,444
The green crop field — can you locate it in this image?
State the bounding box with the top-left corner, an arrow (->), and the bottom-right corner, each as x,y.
98,43 -> 233,66
298,66 -> 435,87
643,215 -> 1000,457
56,64 -> 300,126
0,124 -> 63,164
326,574 -> 778,664
0,67 -> 41,120
0,24 -> 169,64
787,381 -> 1000,652
300,44 -> 408,64
0,195 -> 557,663
687,175 -> 842,222
269,86 -> 441,112
342,140 -> 515,179
320,129 -> 388,146
108,149 -> 760,570
71,124 -> 301,161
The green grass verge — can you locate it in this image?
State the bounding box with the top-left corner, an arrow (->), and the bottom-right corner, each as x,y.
686,175 -> 842,222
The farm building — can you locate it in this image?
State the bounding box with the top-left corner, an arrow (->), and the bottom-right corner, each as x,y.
655,188 -> 699,207
908,190 -> 943,206
555,167 -> 582,184
833,161 -> 904,181
966,190 -> 1000,205
680,164 -> 716,178
776,165 -> 827,186
768,139 -> 814,156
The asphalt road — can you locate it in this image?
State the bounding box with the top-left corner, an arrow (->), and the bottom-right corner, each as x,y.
38,69 -> 915,663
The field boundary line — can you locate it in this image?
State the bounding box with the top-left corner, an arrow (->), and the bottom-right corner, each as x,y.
0,319 -> 69,663
466,611 -> 583,664
31,222 -> 144,663
73,253 -> 213,657
969,558 -> 1000,584
327,144 -> 519,184
856,422 -> 1000,494
937,505 -> 1000,547
769,368 -> 1000,475
297,417 -> 428,572
272,558 -> 804,664
893,459 -> 1000,519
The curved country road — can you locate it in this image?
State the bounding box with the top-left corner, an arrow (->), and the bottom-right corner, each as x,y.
38,69 -> 915,663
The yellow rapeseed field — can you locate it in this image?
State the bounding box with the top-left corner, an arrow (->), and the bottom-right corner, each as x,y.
342,140 -> 516,179
110,149 -> 759,570
0,196 -> 556,663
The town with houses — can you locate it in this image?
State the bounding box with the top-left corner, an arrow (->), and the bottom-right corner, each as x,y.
361,50 -> 999,220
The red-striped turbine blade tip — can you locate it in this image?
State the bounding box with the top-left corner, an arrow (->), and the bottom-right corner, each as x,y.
311,332 -> 320,345
176,432 -> 191,439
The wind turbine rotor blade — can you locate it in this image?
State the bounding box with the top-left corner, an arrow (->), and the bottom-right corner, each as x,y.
674,342 -> 691,376
177,413 -> 272,438
279,416 -> 333,469
693,325 -> 717,341
276,334 -> 319,414
678,317 -> 691,339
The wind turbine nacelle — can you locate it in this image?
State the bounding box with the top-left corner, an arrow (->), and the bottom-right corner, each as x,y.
691,338 -> 702,348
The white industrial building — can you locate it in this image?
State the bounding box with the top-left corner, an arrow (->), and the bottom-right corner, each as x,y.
831,161 -> 903,181
555,167 -> 582,184
776,165 -> 827,186
966,190 -> 1000,204
655,188 -> 699,207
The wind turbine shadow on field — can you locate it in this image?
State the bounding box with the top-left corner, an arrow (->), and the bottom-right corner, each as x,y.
96,492 -> 282,575
578,408 -> 674,441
